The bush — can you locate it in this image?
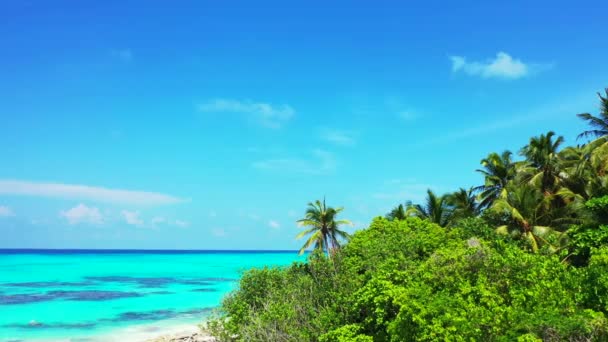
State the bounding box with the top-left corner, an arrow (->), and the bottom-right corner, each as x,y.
209,218 -> 608,341
586,196 -> 608,224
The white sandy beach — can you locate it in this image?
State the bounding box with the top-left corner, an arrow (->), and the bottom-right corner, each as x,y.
8,321 -> 215,342
100,321 -> 215,342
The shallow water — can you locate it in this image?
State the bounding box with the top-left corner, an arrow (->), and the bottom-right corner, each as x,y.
0,250 -> 302,341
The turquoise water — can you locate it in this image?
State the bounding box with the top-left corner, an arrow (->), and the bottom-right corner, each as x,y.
0,250 -> 302,341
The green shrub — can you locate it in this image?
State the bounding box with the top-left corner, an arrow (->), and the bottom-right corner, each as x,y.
209,218 -> 608,341
586,196 -> 608,224
319,324 -> 373,342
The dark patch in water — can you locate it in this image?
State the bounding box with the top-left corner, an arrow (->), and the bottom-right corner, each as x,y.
0,293 -> 54,305
84,275 -> 235,288
113,309 -> 176,321
85,276 -> 175,287
47,290 -> 141,301
181,307 -> 214,315
191,288 -> 218,292
3,322 -> 96,329
179,280 -> 216,286
197,277 -> 235,282
106,307 -> 214,323
149,290 -> 174,295
3,281 -> 92,288
0,290 -> 141,305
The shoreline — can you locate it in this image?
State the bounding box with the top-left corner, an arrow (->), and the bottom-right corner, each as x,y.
0,322 -> 216,342
146,328 -> 216,342
99,320 -> 216,342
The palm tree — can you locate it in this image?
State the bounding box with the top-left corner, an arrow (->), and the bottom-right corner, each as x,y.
491,184 -> 561,252
447,187 -> 481,220
406,189 -> 453,227
519,131 -> 565,194
559,139 -> 608,201
475,151 -> 516,209
386,204 -> 407,221
296,199 -> 352,256
577,88 -> 608,141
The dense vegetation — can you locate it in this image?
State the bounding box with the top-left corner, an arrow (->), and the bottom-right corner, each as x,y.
207,89 -> 608,341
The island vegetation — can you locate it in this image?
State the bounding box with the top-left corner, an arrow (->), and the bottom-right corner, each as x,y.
207,89 -> 608,341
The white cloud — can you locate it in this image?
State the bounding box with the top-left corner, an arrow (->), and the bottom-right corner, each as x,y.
212,227 -> 226,237
252,149 -> 336,175
384,97 -> 420,122
373,181 -> 438,203
321,129 -> 356,146
122,210 -> 144,226
450,52 -> 541,79
149,216 -> 189,228
398,110 -> 418,121
0,180 -> 182,206
268,220 -> 281,229
151,216 -> 166,225
406,89 -> 593,147
0,205 -> 14,217
110,49 -> 133,62
198,99 -> 295,128
173,220 -> 190,228
248,214 -> 261,221
61,204 -> 103,225
208,211 -> 217,218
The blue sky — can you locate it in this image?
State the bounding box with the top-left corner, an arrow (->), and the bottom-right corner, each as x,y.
0,0 -> 606,249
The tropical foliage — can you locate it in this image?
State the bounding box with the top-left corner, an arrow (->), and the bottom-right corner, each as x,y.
208,89 -> 608,341
577,88 -> 608,140
208,218 -> 608,341
296,199 -> 352,255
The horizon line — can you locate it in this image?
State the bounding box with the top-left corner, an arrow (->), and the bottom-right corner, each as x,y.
0,248 -> 303,253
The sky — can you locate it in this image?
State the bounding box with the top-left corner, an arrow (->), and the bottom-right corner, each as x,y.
0,0 -> 606,249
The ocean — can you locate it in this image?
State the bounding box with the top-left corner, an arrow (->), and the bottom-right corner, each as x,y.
0,250 -> 303,341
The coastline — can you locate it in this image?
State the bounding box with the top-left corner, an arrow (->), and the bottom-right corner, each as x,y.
147,329 -> 216,342
97,320 -> 215,342
5,321 -> 215,342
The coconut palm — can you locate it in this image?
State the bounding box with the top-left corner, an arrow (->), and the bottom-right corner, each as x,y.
296,199 -> 352,256
577,88 -> 608,141
559,139 -> 608,202
386,204 -> 407,221
447,187 -> 481,220
491,184 -> 562,252
475,151 -> 516,208
406,189 -> 453,227
519,131 -> 565,194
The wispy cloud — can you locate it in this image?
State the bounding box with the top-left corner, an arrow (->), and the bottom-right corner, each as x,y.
408,90 -> 593,147
198,99 -> 295,128
0,180 -> 183,206
373,180 -> 439,203
173,220 -> 190,228
398,110 -> 418,121
252,149 -> 336,174
384,96 -> 420,122
61,204 -> 103,225
110,49 -> 133,62
321,129 -> 357,146
449,52 -> 550,79
149,216 -> 189,228
0,205 -> 14,217
212,227 -> 226,237
268,220 -> 281,229
151,216 -> 166,225
122,210 -> 144,226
